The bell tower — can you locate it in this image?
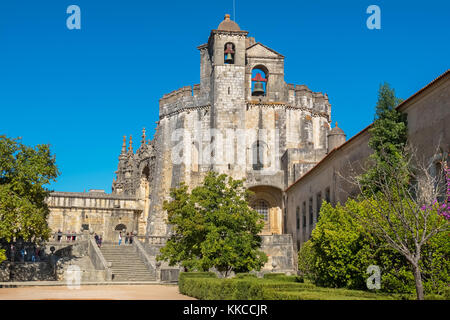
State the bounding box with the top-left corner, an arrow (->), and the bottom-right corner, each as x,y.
207,14 -> 248,176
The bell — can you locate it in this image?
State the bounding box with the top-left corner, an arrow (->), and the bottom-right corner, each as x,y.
225,53 -> 233,64
252,81 -> 265,96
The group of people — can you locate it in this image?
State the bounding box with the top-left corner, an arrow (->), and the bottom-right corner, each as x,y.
9,244 -> 42,262
51,230 -> 135,247
118,232 -> 134,246
94,233 -> 103,247
55,230 -> 77,242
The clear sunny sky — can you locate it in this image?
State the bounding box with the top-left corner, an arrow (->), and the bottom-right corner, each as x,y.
0,0 -> 449,192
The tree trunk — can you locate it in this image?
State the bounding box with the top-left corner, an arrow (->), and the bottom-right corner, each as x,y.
412,264 -> 424,300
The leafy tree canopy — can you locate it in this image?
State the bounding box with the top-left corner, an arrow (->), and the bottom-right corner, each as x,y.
157,171 -> 268,277
0,135 -> 59,255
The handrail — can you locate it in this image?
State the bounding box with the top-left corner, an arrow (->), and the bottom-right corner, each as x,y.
136,235 -> 168,245
50,232 -> 87,242
132,238 -> 157,279
88,237 -> 112,281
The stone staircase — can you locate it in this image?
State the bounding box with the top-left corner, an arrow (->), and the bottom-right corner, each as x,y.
100,245 -> 155,282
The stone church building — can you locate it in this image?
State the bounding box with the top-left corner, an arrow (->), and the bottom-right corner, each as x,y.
46,15 -> 449,272
47,15 -> 339,271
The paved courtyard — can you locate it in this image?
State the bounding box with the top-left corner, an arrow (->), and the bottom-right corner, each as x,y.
0,284 -> 195,300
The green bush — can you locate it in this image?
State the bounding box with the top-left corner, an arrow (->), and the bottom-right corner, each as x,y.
263,274 -> 303,283
179,277 -> 265,300
178,272 -> 217,294
0,249 -> 6,264
178,273 -> 397,300
306,202 -> 375,290
443,286 -> 450,300
179,272 -> 217,279
420,231 -> 450,295
263,273 -> 286,279
234,273 -> 257,279
299,201 -> 450,295
298,241 -> 316,280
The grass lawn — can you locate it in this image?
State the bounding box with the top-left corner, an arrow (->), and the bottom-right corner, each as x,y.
178,273 -> 445,300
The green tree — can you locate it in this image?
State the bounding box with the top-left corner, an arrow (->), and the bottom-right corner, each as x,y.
0,135 -> 59,263
351,149 -> 449,300
299,198 -> 449,296
360,83 -> 407,192
299,201 -> 376,290
158,171 -> 268,277
351,83 -> 449,299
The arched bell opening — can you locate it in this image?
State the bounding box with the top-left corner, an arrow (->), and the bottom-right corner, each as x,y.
251,66 -> 268,97
224,42 -> 235,64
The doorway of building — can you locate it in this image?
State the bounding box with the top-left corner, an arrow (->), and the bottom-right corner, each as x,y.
114,224 -> 127,245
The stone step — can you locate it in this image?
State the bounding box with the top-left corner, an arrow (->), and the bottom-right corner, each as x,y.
112,278 -> 156,282
111,268 -> 150,272
112,273 -> 153,276
103,254 -> 142,261
98,243 -> 155,282
107,261 -> 147,264
112,272 -> 152,276
111,268 -> 150,271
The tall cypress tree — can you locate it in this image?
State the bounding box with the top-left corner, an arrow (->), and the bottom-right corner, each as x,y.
360,83 -> 407,192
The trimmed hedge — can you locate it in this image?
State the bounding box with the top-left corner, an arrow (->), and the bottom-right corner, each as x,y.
178,272 -> 217,280
234,273 -> 258,279
263,274 -> 304,283
263,273 -> 286,279
178,272 -> 400,300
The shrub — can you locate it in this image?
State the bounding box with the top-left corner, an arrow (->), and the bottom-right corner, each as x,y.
263,273 -> 286,279
179,271 -> 217,279
308,202 -> 375,290
234,273 -> 257,279
302,201 -> 449,295
178,273 -> 398,300
0,249 -> 5,264
179,276 -> 265,300
298,240 -> 316,280
263,274 -> 303,283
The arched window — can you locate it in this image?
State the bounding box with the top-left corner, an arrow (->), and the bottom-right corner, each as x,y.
253,199 -> 269,223
224,43 -> 235,64
251,66 -> 268,96
429,151 -> 448,202
142,166 -> 150,180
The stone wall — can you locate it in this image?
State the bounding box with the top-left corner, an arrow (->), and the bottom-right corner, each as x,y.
285,70 -> 450,251
0,262 -> 55,282
47,191 -> 142,241
260,235 -> 295,272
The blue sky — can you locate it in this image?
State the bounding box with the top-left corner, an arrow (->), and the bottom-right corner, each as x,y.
0,0 -> 448,192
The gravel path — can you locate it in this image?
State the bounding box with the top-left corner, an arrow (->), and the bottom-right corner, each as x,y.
0,284 -> 195,300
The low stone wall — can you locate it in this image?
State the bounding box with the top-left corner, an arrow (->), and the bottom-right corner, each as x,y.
87,238 -> 112,281
133,239 -> 156,278
44,241 -> 89,258
55,256 -> 106,282
260,234 -> 295,273
0,262 -> 55,281
160,269 -> 180,283
0,263 -> 10,282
